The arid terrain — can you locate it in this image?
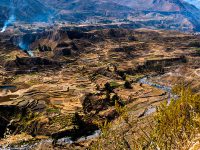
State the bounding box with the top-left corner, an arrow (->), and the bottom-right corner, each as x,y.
0,27 -> 200,149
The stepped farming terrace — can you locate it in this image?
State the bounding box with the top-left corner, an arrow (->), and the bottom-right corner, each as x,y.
0,26 -> 200,149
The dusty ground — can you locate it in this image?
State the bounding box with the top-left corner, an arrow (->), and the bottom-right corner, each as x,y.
0,28 -> 199,149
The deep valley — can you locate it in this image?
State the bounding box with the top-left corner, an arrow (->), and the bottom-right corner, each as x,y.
0,25 -> 200,149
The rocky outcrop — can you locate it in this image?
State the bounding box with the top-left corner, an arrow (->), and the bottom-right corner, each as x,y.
0,105 -> 20,138
82,87 -> 123,114
0,99 -> 47,138
0,99 -> 99,143
11,31 -> 55,50
135,56 -> 187,73
38,44 -> 52,52
117,56 -> 187,76
5,57 -> 61,74
94,29 -> 137,41
51,113 -> 99,142
53,41 -> 78,57
111,45 -> 136,52
53,39 -> 94,58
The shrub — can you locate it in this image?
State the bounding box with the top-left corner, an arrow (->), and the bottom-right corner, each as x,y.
196,48 -> 200,56
188,41 -> 200,48
150,87 -> 200,150
90,86 -> 200,150
124,80 -> 132,89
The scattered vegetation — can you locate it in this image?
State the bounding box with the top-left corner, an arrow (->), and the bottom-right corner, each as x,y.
124,80 -> 132,89
149,86 -> 200,150
12,110 -> 43,136
125,74 -> 145,82
109,81 -> 121,89
91,102 -> 130,150
188,41 -> 200,48
46,107 -> 61,114
196,48 -> 200,56
90,86 -> 200,150
38,44 -> 52,52
104,81 -> 120,92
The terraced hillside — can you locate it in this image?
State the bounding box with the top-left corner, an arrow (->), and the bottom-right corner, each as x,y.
0,28 -> 200,149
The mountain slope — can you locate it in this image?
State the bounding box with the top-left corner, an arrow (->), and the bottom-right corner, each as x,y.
185,0 -> 200,9
40,0 -> 200,31
111,0 -> 200,31
1,0 -> 200,32
111,0 -> 188,11
0,0 -> 52,23
39,0 -> 133,23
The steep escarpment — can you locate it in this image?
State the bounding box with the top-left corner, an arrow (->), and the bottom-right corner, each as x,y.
5,57 -> 61,74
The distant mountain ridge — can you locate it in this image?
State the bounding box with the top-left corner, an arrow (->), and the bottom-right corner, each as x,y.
1,0 -> 200,31
38,0 -> 133,22
111,0 -> 185,11
185,0 -> 200,9
42,0 -> 200,31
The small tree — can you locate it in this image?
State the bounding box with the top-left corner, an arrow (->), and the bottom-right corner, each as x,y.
124,80 -> 132,89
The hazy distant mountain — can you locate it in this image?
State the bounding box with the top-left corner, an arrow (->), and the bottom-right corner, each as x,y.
38,0 -> 200,31
0,0 -> 51,23
184,0 -> 200,9
38,0 -> 133,23
1,0 -> 200,31
112,0 -> 180,11
111,0 -> 200,31
111,0 -> 195,11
